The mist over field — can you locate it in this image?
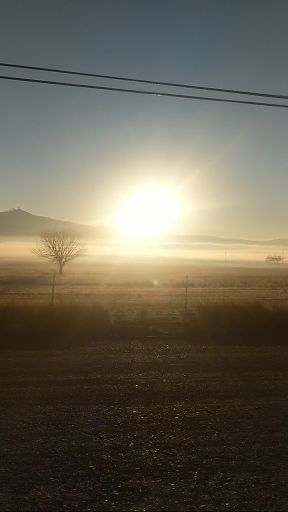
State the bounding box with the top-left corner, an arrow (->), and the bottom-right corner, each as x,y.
1,236 -> 286,266
1,209 -> 287,265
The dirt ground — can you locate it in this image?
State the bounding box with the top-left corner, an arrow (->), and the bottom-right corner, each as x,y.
1,341 -> 288,511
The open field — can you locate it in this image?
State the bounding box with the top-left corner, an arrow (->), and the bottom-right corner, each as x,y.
1,342 -> 288,511
1,260 -> 288,347
1,261 -> 288,510
1,260 -> 288,319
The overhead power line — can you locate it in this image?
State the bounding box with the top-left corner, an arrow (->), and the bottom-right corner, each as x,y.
1,74 -> 288,109
0,61 -> 287,100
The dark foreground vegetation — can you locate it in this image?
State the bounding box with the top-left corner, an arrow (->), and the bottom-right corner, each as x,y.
1,300 -> 288,349
1,342 -> 288,511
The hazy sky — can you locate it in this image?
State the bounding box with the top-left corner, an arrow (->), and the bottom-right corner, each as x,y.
1,0 -> 288,239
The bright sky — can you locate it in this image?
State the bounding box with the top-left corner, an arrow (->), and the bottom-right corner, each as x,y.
1,0 -> 288,239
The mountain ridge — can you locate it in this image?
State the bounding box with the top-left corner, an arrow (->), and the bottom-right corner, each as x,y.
1,209 -> 288,246
0,208 -> 113,238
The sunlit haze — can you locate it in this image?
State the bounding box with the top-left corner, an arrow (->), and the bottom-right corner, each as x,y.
115,189 -> 181,239
1,1 -> 288,241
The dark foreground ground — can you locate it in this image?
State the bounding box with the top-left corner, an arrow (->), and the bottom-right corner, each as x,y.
1,341 -> 288,511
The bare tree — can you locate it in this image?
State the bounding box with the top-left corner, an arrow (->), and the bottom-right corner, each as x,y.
32,230 -> 86,274
265,254 -> 285,264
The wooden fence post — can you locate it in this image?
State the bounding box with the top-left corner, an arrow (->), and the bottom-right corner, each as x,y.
51,273 -> 55,308
185,275 -> 188,311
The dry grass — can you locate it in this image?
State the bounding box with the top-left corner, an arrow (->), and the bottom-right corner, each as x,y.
183,301 -> 288,345
1,261 -> 288,348
0,299 -> 288,349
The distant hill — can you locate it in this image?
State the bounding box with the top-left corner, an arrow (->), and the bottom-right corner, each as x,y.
1,209 -> 288,246
0,208 -> 115,238
162,234 -> 288,247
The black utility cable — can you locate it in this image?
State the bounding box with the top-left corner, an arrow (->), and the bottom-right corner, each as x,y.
1,74 -> 288,109
0,62 -> 287,100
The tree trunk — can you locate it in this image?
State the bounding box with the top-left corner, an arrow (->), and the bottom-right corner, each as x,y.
59,264 -> 63,275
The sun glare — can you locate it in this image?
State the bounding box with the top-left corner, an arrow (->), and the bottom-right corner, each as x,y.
116,189 -> 181,239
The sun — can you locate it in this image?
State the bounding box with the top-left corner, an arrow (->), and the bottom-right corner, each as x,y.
116,189 -> 181,239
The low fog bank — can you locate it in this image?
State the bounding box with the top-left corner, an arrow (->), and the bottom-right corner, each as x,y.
0,236 -> 287,267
